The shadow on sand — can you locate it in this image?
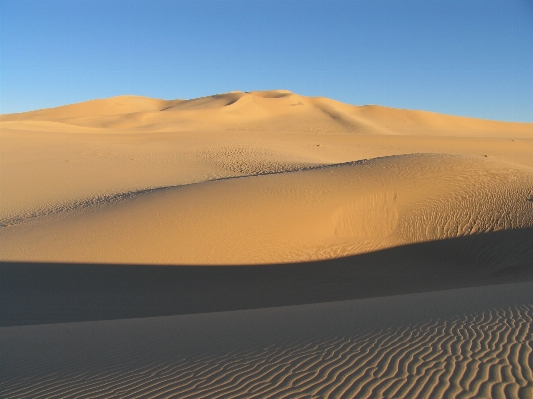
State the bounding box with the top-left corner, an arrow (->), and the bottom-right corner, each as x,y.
1,228 -> 532,327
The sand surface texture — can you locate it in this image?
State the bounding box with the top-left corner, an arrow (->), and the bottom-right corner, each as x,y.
1,90 -> 533,398
2,283 -> 533,399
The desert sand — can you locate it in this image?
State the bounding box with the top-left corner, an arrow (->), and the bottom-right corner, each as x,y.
1,90 -> 533,398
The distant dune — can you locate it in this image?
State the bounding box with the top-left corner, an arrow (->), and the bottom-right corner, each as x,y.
1,90 -> 532,398
2,90 -> 531,137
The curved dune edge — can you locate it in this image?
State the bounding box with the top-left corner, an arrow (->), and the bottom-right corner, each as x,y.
1,153 -> 532,265
0,162 -> 329,229
1,282 -> 533,399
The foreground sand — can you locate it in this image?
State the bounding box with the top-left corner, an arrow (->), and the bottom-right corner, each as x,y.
2,283 -> 533,398
1,90 -> 532,398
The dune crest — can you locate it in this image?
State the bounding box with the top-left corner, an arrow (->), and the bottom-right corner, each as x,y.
1,154 -> 531,265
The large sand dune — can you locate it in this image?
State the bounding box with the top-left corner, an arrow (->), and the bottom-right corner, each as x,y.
1,90 -> 532,398
2,90 -> 531,137
1,153 -> 532,266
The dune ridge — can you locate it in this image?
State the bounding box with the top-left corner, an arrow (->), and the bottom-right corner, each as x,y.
2,90 -> 532,136
1,153 -> 531,265
0,161 -> 329,229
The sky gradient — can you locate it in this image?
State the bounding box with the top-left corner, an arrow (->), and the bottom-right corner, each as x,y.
1,0 -> 532,121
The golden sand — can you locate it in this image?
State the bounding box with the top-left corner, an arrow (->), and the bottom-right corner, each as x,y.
1,90 -> 532,398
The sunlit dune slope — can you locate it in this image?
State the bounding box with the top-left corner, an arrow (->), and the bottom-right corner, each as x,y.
2,90 -> 531,136
1,154 -> 531,265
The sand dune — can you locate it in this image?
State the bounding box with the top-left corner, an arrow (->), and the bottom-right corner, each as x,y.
0,95 -> 176,120
2,91 -> 532,223
2,283 -> 533,399
1,153 -> 532,265
1,90 -> 532,398
2,90 -> 531,136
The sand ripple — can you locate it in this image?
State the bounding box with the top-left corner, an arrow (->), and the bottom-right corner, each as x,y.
2,293 -> 532,398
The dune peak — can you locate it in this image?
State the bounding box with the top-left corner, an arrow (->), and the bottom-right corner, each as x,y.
1,89 -> 531,138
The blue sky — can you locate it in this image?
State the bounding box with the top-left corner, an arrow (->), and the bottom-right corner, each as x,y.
1,0 -> 532,121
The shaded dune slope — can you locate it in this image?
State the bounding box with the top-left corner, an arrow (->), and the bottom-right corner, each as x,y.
1,153 -> 532,265
2,283 -> 533,399
1,226 -> 532,326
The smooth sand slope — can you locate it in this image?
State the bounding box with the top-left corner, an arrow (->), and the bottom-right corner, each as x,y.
1,90 -> 533,398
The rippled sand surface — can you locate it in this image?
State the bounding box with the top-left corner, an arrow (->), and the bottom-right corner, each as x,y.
2,283 -> 533,399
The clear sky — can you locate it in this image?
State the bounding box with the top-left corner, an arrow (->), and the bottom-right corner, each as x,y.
1,0 -> 532,121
